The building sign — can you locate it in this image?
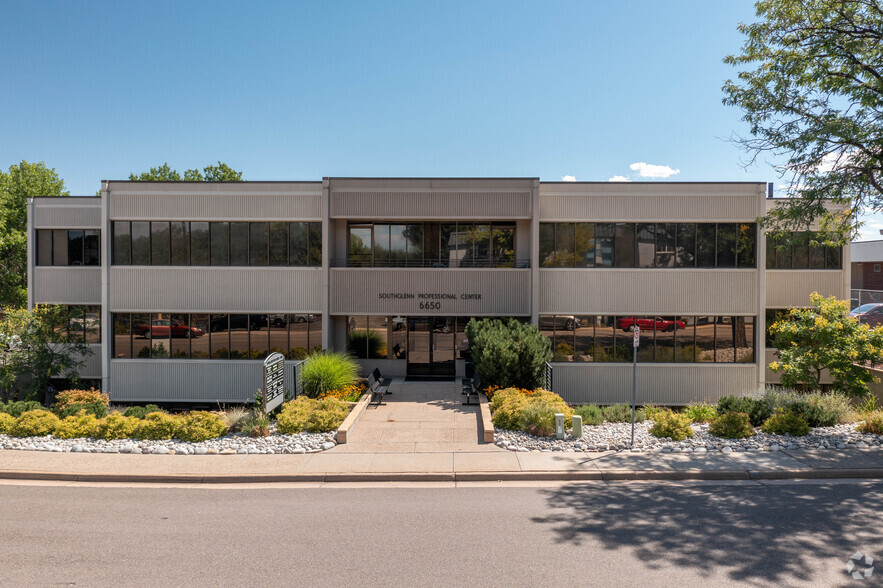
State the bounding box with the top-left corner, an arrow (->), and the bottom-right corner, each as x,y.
262,352 -> 285,413
378,292 -> 482,311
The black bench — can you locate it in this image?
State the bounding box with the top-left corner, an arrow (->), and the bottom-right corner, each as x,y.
368,367 -> 393,407
462,374 -> 481,406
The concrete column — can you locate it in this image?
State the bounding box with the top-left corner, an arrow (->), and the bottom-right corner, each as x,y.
530,178 -> 540,325
26,199 -> 34,311
321,178 -> 331,350
100,182 -> 111,394
756,185 -> 768,391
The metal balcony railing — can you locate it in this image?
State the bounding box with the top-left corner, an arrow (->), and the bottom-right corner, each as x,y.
331,258 -> 531,269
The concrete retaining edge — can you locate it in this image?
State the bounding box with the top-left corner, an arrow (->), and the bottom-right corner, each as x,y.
335,392 -> 373,444
478,394 -> 494,443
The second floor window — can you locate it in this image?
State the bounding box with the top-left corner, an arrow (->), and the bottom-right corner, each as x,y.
36,229 -> 100,266
765,232 -> 841,269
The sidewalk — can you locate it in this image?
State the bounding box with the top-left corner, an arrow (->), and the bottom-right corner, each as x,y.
2,447 -> 883,483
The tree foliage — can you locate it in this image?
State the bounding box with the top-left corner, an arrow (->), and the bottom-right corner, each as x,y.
129,161 -> 243,182
0,161 -> 69,307
0,305 -> 92,402
768,292 -> 883,396
466,318 -> 551,390
723,0 -> 883,240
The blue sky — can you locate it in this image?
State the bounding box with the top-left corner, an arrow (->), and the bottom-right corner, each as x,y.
2,1 -> 878,238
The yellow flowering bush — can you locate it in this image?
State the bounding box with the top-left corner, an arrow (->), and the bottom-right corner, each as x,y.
54,411 -> 100,439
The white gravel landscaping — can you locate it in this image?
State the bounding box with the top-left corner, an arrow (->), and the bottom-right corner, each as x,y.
494,421 -> 883,453
0,431 -> 337,455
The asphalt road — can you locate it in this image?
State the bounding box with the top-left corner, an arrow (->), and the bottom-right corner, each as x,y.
1,480 -> 881,587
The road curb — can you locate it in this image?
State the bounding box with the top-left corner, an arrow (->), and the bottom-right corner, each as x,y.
3,468 -> 883,484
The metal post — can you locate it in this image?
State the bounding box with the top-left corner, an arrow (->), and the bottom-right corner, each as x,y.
631,343 -> 636,447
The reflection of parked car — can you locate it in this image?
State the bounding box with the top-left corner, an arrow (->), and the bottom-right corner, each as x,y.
135,319 -> 204,339
384,316 -> 406,331
538,316 -> 580,330
616,316 -> 686,332
851,303 -> 883,326
269,314 -> 317,327
210,315 -> 266,332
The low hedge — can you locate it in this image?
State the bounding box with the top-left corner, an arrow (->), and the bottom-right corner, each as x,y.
10,410 -> 60,437
276,397 -> 350,433
490,388 -> 573,436
649,411 -> 694,441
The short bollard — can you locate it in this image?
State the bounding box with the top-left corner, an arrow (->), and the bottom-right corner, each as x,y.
572,414 -> 582,439
555,413 -> 565,440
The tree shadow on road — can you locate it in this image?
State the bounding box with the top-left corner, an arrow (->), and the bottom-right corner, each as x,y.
532,481 -> 883,586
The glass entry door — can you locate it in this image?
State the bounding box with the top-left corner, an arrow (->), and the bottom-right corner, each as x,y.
406,317 -> 455,376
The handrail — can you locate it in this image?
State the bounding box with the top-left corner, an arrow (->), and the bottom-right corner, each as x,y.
331,258 -> 531,268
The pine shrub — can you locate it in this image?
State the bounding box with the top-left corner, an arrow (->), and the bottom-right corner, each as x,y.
55,401 -> 107,419
708,412 -> 755,439
649,411 -> 694,441
466,318 -> 551,389
761,410 -> 810,436
10,410 -> 60,437
54,412 -> 100,439
123,405 -> 164,419
96,413 -> 140,440
301,352 -> 359,399
0,401 -> 44,418
0,412 -> 14,434
717,395 -> 772,427
134,412 -> 181,440
178,411 -> 228,442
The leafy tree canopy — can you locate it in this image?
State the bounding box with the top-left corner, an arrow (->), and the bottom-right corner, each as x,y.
129,161 -> 243,182
768,292 -> 883,396
0,161 -> 68,308
723,0 -> 883,242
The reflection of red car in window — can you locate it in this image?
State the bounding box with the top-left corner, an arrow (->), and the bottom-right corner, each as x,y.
135,319 -> 205,339
616,316 -> 686,332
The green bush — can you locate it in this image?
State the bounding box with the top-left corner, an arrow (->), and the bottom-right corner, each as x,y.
649,411 -> 694,441
642,405 -> 669,422
574,404 -> 604,426
683,402 -> 718,423
347,330 -> 386,359
0,401 -> 44,418
123,404 -> 164,419
276,397 -> 350,433
717,395 -> 772,427
757,388 -> 851,427
54,412 -> 100,439
10,410 -> 60,437
466,318 -> 551,389
0,412 -> 15,434
708,412 -> 755,438
55,401 -> 107,419
857,412 -> 883,435
178,411 -> 228,442
301,352 -> 359,399
96,413 -> 140,440
761,410 -> 810,436
490,391 -> 529,430
518,402 -> 557,437
134,412 -> 181,440
603,404 -> 646,423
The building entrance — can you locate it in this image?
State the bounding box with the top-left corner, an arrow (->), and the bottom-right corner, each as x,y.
406,317 -> 456,377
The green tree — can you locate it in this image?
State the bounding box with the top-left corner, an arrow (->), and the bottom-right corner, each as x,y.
722,0 -> 883,240
768,292 -> 883,396
129,161 -> 243,182
466,318 -> 552,389
0,305 -> 92,402
0,161 -> 69,307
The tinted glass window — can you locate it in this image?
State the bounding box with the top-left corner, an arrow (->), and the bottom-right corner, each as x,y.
209,222 -> 229,266
656,223 -> 676,268
595,224 -> 615,267
112,222 -> 130,265
83,230 -> 100,266
308,222 -> 322,266
289,222 -> 308,266
349,225 -> 372,266
539,223 -> 555,267
613,223 -> 635,268
170,222 -> 189,265
716,224 -> 737,268
636,224 -> 656,268
696,224 -> 716,268
406,224 -> 424,264
737,224 -> 756,268
190,222 -> 210,265
574,223 -> 595,268
249,222 -> 268,266
555,223 -> 575,267
131,222 -> 150,265
268,222 -> 288,266
191,314 -> 210,358
150,222 -> 170,265
37,230 -> 53,266
492,223 -> 515,267
210,314 -> 228,359
230,222 -> 249,265
67,230 -> 84,266
675,223 -> 696,268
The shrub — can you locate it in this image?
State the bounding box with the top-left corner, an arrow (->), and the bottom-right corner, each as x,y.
54,411 -> 100,439
761,410 -> 810,436
218,407 -> 250,432
757,388 -> 851,427
347,330 -> 386,359
54,388 -> 109,410
490,391 -> 529,430
55,401 -> 107,419
643,405 -> 669,422
96,413 -> 140,440
518,402 -> 557,437
301,352 -> 359,399
0,412 -> 15,434
649,411 -> 694,441
134,412 -> 181,440
709,412 -> 755,439
10,410 -> 60,437
0,401 -> 44,418
857,412 -> 883,435
276,397 -> 350,433
318,381 -> 369,402
717,395 -> 772,427
123,404 -> 164,419
241,409 -> 271,437
466,318 -> 551,389
683,402 -> 718,423
178,411 -> 228,442
603,404 -> 646,423
574,404 -> 604,426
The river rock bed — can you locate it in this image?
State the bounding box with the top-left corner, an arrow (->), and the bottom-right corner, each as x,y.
495,421 -> 882,453
0,431 -> 337,455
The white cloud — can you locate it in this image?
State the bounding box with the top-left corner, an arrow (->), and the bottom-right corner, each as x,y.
608,175 -> 631,182
857,213 -> 883,242
561,175 -> 577,182
629,162 -> 681,179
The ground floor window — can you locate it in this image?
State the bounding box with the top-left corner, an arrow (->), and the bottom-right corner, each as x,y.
539,315 -> 755,363
112,313 -> 322,360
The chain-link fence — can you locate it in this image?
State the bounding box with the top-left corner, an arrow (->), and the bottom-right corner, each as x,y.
850,289 -> 883,324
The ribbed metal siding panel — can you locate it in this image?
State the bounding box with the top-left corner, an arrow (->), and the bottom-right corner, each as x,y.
109,267 -> 323,312
79,344 -> 103,379
110,360 -> 279,402
553,364 -> 758,405
33,200 -> 102,228
33,267 -> 101,304
330,192 -> 532,219
765,270 -> 846,308
109,191 -> 323,220
540,194 -> 758,221
539,269 -> 757,315
329,269 -> 531,315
